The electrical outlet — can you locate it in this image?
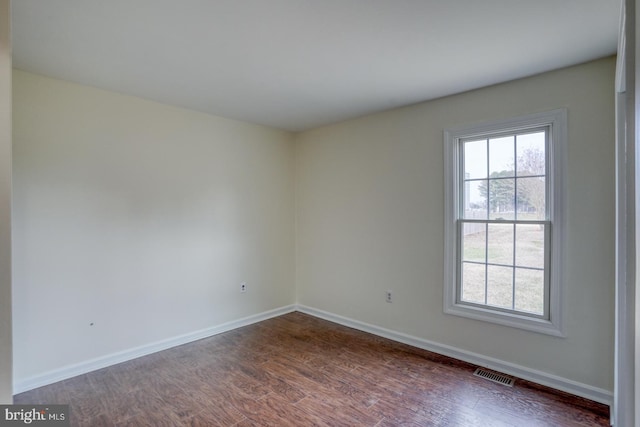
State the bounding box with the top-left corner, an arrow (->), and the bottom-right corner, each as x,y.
240,282 -> 247,293
386,290 -> 392,303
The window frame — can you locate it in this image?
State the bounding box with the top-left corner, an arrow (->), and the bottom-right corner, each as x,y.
443,109 -> 567,337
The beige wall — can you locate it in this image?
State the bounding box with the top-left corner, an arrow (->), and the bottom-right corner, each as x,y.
12,70 -> 295,382
295,57 -> 616,391
0,0 -> 12,404
12,56 -> 616,396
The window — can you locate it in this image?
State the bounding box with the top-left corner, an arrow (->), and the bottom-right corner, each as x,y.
444,110 -> 566,336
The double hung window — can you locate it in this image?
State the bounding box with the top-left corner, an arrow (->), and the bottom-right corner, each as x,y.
443,110 -> 566,336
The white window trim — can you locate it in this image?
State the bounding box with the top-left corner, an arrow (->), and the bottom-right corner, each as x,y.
443,109 -> 567,337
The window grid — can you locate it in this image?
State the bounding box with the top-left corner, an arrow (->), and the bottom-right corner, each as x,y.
458,221 -> 548,317
457,127 -> 549,318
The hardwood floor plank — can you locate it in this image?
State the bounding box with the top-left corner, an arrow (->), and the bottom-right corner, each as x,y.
100,391 -> 143,424
235,361 -> 307,404
187,412 -> 246,427
295,395 -> 382,427
71,412 -> 115,427
261,359 -> 378,412
67,393 -> 105,421
62,374 -> 94,401
305,348 -> 361,372
214,387 -> 303,427
13,312 -> 610,426
181,384 -> 247,426
256,393 -> 332,427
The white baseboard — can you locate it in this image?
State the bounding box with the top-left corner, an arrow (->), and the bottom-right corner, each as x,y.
13,305 -> 296,394
14,303 -> 614,410
296,304 -> 613,407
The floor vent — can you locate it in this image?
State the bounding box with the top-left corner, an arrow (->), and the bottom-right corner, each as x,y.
473,368 -> 515,387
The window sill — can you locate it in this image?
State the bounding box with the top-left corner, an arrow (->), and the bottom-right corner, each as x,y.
444,302 -> 565,337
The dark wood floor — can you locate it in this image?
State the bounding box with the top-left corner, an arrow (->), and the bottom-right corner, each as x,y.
14,312 -> 609,426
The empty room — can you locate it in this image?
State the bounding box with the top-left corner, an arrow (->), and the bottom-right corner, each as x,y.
0,0 -> 636,426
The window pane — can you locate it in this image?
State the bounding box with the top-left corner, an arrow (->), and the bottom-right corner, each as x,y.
514,268 -> 544,315
461,262 -> 485,304
516,132 -> 545,177
463,180 -> 488,219
487,223 -> 513,265
488,178 -> 515,220
462,223 -> 486,262
487,265 -> 513,309
515,224 -> 545,269
517,176 -> 545,220
489,136 -> 515,177
464,139 -> 487,179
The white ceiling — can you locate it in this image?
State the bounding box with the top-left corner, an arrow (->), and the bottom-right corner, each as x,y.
12,1 -> 620,132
